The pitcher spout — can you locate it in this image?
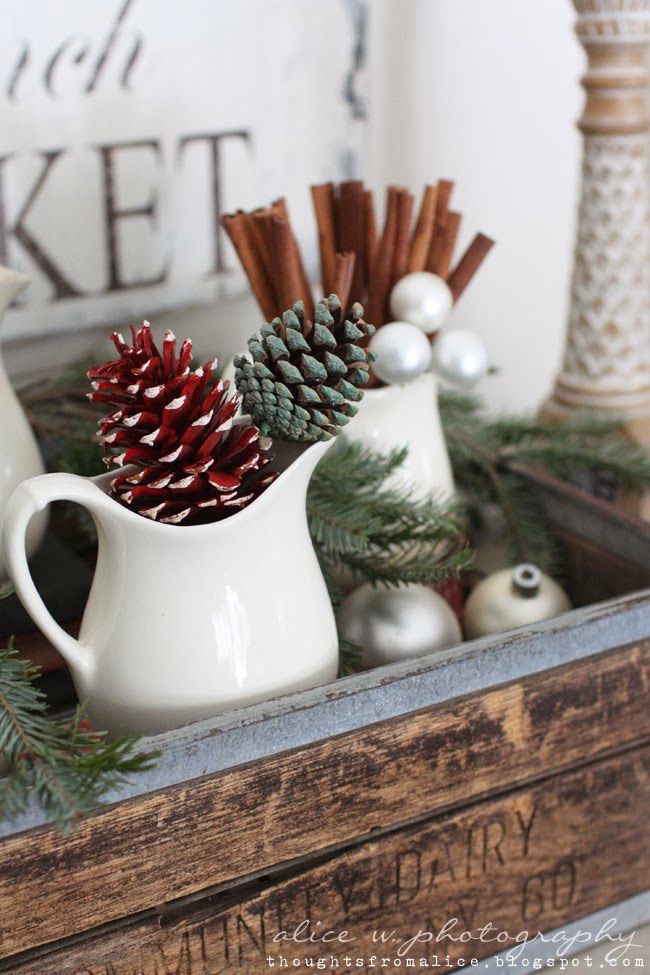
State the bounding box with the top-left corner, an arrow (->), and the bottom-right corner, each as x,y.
266,437 -> 335,496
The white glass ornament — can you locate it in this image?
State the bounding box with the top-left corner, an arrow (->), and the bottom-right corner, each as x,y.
389,271 -> 453,335
431,328 -> 489,388
338,582 -> 462,668
369,321 -> 432,386
463,563 -> 571,639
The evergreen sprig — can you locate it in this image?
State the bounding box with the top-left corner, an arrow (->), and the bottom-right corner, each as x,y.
308,439 -> 470,586
307,439 -> 472,674
439,390 -> 650,572
0,641 -> 159,833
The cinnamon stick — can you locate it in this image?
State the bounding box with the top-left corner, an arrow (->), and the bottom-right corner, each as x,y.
332,186 -> 342,252
271,198 -> 314,320
426,179 -> 454,274
366,186 -> 400,327
391,189 -> 415,289
311,183 -> 338,297
270,215 -> 305,314
249,208 -> 276,264
364,190 -> 378,283
436,210 -> 462,281
446,233 -> 495,302
338,180 -> 366,305
332,251 -> 356,314
220,213 -> 278,321
408,184 -> 438,273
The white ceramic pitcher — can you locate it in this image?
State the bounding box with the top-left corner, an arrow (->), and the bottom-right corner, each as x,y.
0,267 -> 47,578
345,372 -> 454,502
1,439 -> 338,737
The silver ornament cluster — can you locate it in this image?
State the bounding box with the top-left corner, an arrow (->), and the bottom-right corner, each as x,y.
337,582 -> 462,668
378,268 -> 489,390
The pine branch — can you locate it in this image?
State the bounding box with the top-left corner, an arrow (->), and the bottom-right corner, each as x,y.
338,636 -> 363,677
308,440 -> 471,586
0,641 -> 159,833
439,390 -> 650,573
308,439 -> 472,669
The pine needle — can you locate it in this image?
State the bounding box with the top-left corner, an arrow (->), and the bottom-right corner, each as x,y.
308,439 -> 472,669
439,390 -> 650,573
338,636 -> 363,677
308,439 -> 472,588
0,641 -> 159,833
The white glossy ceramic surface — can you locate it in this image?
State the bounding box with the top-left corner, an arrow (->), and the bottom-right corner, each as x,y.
345,372 -> 455,502
1,438 -> 338,737
0,267 -> 47,578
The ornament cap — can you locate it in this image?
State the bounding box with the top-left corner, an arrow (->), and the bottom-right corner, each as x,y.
512,563 -> 542,598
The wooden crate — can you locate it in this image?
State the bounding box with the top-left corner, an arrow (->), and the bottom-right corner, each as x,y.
2,472 -> 650,973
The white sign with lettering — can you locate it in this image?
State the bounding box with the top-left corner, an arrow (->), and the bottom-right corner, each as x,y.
0,0 -> 368,340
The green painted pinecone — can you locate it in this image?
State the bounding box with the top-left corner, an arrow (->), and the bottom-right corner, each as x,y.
234,295 -> 376,442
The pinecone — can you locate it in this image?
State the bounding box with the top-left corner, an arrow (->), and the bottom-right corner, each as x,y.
234,295 -> 376,442
88,323 -> 277,526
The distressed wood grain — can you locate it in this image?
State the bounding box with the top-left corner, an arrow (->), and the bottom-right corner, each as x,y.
0,642 -> 649,960
6,744 -> 650,974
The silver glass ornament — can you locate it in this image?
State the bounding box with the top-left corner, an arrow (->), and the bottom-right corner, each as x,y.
337,582 -> 462,668
389,271 -> 453,335
430,328 -> 489,388
463,563 -> 571,639
369,321 -> 433,386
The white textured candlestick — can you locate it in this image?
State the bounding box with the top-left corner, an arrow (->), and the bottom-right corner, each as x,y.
543,0 -> 650,445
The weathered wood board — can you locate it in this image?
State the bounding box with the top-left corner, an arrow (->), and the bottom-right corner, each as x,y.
2,471 -> 650,972
1,640 -> 649,967
7,743 -> 650,973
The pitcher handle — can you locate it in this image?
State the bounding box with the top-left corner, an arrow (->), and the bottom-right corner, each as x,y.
1,472 -> 117,677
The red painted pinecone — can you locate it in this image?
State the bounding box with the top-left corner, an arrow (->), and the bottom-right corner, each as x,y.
88,323 -> 277,525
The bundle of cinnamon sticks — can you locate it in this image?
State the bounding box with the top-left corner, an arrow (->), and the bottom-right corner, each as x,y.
221,180 -> 494,331
220,199 -> 315,323
311,179 -> 494,327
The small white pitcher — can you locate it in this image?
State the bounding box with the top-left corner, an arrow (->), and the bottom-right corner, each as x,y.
345,372 -> 454,501
0,267 -> 47,578
1,439 -> 338,737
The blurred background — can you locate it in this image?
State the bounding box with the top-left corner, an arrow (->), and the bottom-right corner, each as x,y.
368,0 -> 583,414
1,0 -> 583,415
